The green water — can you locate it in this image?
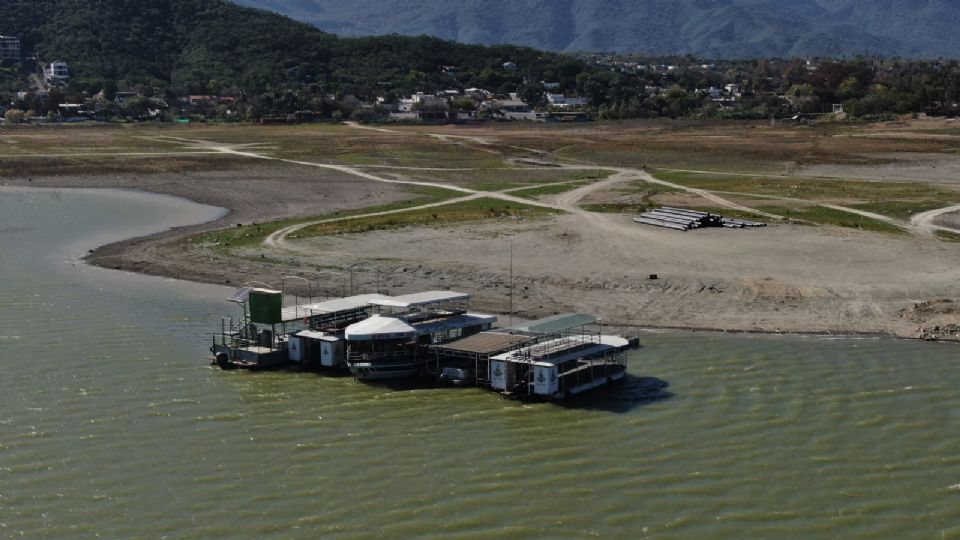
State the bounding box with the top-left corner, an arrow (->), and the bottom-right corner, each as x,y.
1,188 -> 959,539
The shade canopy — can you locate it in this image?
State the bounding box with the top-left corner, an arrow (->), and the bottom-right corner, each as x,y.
345,315 -> 417,341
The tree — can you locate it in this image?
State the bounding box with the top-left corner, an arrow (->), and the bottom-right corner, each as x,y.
4,109 -> 25,124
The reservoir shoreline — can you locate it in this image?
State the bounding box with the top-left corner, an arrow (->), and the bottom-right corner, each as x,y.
3,178 -> 955,342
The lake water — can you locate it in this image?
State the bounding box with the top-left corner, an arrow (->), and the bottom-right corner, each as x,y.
1,187 -> 958,539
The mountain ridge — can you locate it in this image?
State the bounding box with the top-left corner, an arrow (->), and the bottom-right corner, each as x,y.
232,0 -> 960,58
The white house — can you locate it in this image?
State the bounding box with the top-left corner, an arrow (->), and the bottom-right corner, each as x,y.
44,61 -> 69,85
464,88 -> 493,100
546,94 -> 588,108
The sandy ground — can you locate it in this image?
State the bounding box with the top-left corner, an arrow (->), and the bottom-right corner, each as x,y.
247,196 -> 960,340
5,120 -> 959,341
798,153 -> 960,185
935,210 -> 960,229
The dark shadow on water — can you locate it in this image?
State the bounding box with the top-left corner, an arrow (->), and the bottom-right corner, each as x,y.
552,375 -> 673,413
354,378 -> 436,392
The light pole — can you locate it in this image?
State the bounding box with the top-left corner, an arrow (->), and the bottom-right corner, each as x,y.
281,275 -> 313,309
305,269 -> 345,299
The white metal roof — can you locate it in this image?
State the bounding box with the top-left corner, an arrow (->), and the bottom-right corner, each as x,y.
491,335 -> 629,366
510,313 -> 597,334
412,313 -> 497,335
296,330 -> 342,342
313,294 -> 390,313
345,315 -> 417,341
370,291 -> 470,308
281,293 -> 389,321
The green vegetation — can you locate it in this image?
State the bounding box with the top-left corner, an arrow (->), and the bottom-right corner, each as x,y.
2,0 -> 583,96
756,205 -> 905,233
297,198 -> 558,237
4,1 -> 959,122
650,203 -> 905,233
851,201 -> 952,220
188,185 -> 461,251
581,203 -> 643,214
581,180 -> 682,214
652,171 -> 957,203
681,207 -> 781,222
935,230 -> 960,242
509,182 -> 587,199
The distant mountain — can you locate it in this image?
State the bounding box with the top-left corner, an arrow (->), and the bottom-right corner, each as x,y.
232,0 -> 960,58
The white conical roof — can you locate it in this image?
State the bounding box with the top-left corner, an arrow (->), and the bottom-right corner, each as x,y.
345,315 -> 416,341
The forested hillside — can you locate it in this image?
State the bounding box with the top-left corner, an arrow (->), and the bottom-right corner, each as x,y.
235,0 -> 960,59
0,0 -> 582,93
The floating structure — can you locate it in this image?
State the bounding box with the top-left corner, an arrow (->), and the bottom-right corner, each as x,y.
209,286 -> 639,400
425,313 -> 638,400
344,291 -> 496,380
211,288 -> 495,379
634,207 -> 766,231
211,287 -> 385,370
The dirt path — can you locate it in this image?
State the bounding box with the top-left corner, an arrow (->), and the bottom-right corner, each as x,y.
910,204 -> 960,235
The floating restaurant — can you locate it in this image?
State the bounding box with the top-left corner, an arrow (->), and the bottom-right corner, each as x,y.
210,285 -> 638,400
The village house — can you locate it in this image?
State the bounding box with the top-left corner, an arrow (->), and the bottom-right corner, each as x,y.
546,93 -> 588,109
0,35 -> 20,61
464,88 -> 493,101
485,93 -> 536,121
502,61 -> 518,71
114,91 -> 140,105
44,61 -> 69,85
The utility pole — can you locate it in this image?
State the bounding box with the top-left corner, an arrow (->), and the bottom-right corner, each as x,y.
509,240 -> 514,326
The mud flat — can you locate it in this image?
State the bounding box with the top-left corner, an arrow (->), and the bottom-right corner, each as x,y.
3,119 -> 959,340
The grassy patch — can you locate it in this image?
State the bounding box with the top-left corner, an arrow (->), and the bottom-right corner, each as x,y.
565,169 -> 614,181
935,230 -> 960,242
756,205 -> 905,233
850,200 -> 951,220
580,180 -> 682,213
186,186 -> 461,251
297,197 -> 559,237
581,203 -> 645,214
509,182 -> 588,199
674,204 -> 904,232
653,170 -> 957,202
683,207 -> 780,222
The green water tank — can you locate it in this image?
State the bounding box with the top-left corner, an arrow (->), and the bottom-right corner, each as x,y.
249,290 -> 282,325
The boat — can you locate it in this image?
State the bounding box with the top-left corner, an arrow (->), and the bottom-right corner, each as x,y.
426,313 -> 636,400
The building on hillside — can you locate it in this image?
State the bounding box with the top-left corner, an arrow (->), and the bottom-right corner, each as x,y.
502,61 -> 518,71
546,94 -> 588,109
114,92 -> 140,105
0,35 -> 20,61
44,61 -> 69,85
484,93 -> 537,121
542,81 -> 561,90
464,88 -> 493,100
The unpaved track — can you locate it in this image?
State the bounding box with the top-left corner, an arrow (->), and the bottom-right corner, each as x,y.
911,204 -> 960,235
146,132 -> 776,255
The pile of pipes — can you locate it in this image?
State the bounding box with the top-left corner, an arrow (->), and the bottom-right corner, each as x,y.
632,207 -> 767,231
